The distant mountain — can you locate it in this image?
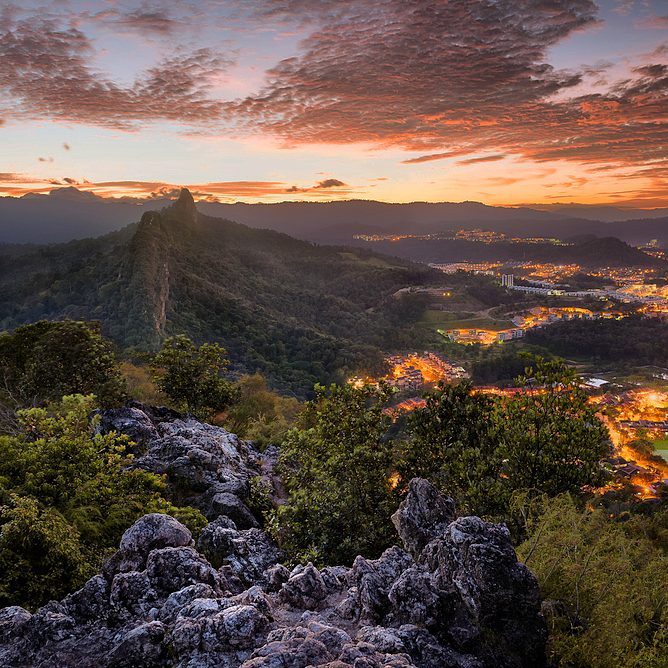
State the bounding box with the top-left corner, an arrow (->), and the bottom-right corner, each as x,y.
0,190 -> 436,395
356,235 -> 666,268
525,203 -> 668,223
2,188 -> 667,246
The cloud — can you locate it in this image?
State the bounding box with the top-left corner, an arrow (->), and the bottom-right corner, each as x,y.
229,1 -> 665,180
457,155 -> 505,166
112,9 -> 178,35
315,178 -> 345,188
401,151 -> 468,165
286,177 -> 349,193
0,174 -> 357,202
230,0 -> 596,149
637,15 -> 668,29
0,18 -> 232,129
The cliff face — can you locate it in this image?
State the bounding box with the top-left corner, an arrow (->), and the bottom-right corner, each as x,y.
0,409 -> 546,668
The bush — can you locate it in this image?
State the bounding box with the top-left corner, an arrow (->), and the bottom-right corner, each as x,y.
272,383 -> 399,565
151,335 -> 238,418
0,394 -> 205,608
0,320 -> 127,412
518,495 -> 668,667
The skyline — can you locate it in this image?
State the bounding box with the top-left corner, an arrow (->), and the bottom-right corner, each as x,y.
1,0 -> 667,207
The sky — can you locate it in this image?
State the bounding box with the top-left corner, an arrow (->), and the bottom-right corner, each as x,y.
0,0 -> 666,207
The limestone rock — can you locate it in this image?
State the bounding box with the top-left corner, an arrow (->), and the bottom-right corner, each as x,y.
391,477 -> 455,558
0,459 -> 545,668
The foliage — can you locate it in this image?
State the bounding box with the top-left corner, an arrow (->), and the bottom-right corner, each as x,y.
471,350 -> 536,385
271,383 -> 399,565
518,494 -> 668,668
400,357 -> 610,518
246,476 -> 275,528
0,203 -> 437,396
223,374 -> 301,448
151,335 -> 238,418
0,495 -> 89,610
0,320 -> 126,411
119,361 -> 164,405
0,394 -> 205,609
496,357 -> 610,498
526,315 -> 668,367
400,381 -> 506,516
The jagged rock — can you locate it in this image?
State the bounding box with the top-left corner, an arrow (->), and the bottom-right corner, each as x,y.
344,547 -> 414,623
0,474 -> 546,667
95,406 -> 159,452
145,546 -> 223,595
280,563 -> 329,610
106,621 -> 166,667
97,404 -> 261,526
391,477 -> 455,558
207,491 -> 259,527
198,517 -> 283,588
419,516 -> 546,664
104,513 -> 193,577
0,607 -> 31,644
63,575 -> 110,622
171,603 -> 268,655
155,583 -> 219,624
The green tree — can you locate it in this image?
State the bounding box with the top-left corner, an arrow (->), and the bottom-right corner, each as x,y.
0,320 -> 126,412
151,335 -> 238,418
497,357 -> 610,498
400,357 -> 610,518
400,381 -> 506,516
0,496 -> 89,610
272,383 -> 398,564
224,373 -> 301,448
518,494 -> 668,668
0,395 -> 206,609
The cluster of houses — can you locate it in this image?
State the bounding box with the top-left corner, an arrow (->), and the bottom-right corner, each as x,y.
443,306 -> 610,345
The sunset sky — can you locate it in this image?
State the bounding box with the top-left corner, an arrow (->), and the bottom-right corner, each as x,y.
1,0 -> 666,207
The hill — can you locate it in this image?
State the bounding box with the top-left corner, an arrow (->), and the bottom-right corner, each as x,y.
0,190 -> 436,394
2,188 -> 668,246
355,235 -> 666,268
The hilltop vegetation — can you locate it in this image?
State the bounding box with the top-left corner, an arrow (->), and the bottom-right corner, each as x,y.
0,190 -> 436,395
526,315 -> 668,367
0,322 -> 664,666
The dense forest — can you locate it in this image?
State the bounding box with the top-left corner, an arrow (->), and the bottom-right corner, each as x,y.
0,191 -> 436,395
357,235 -> 666,268
525,315 -> 668,366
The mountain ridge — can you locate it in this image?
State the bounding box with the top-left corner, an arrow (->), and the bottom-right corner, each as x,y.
2,187 -> 667,245
0,191 -> 437,394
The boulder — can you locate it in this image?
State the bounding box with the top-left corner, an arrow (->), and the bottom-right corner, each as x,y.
391,478 -> 456,558
0,463 -> 546,668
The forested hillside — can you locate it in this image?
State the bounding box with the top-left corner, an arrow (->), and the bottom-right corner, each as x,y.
0,190 -> 435,394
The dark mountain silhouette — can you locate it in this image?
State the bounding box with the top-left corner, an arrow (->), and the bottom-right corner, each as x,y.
357,235 -> 666,268
2,188 -> 667,245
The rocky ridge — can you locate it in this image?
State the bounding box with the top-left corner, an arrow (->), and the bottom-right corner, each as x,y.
97,402 -> 263,528
0,407 -> 546,667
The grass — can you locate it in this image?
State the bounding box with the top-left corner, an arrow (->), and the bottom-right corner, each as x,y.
338,252 -> 397,268
420,310 -> 516,331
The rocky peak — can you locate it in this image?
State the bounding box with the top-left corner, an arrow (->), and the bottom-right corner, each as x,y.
167,188 -> 198,225
0,440 -> 547,668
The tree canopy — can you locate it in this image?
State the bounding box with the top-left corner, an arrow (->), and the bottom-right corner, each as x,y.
151,335 -> 238,418
0,320 -> 126,411
272,383 -> 399,565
